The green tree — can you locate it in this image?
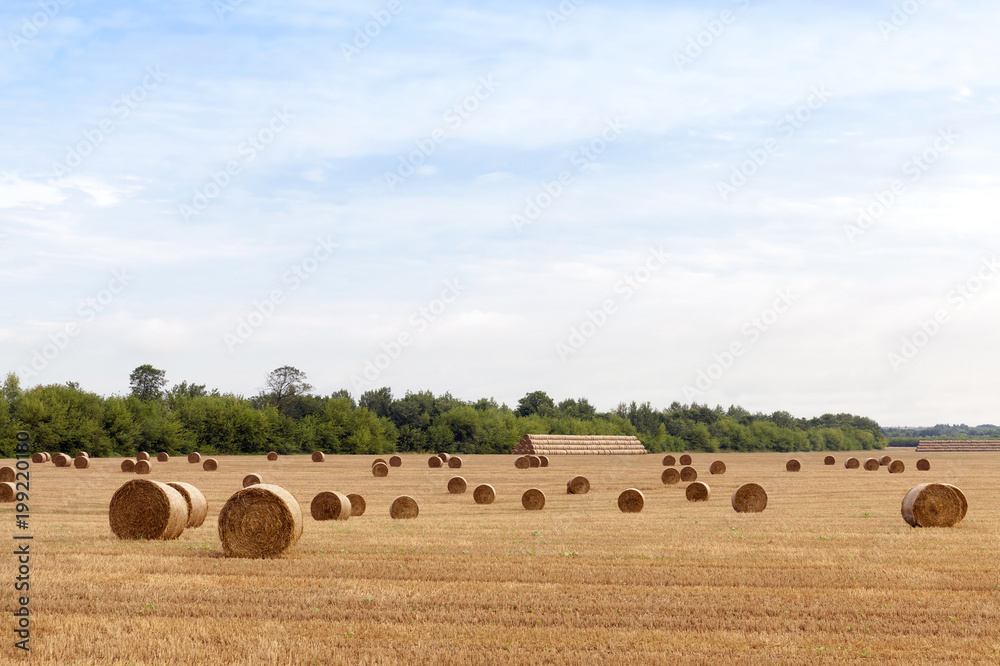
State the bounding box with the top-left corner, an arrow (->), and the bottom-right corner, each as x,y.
130,365 -> 167,401
263,366 -> 313,413
515,390 -> 555,417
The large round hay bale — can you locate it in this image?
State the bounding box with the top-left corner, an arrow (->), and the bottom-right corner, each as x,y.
42,452 -> 51,462
527,455 -> 540,468
448,456 -> 463,469
879,455 -> 892,466
942,483 -> 968,522
188,452 -> 201,464
0,466 -> 14,482
437,453 -> 450,463
863,458 -> 879,471
685,481 -> 711,502
731,483 -> 767,513
53,453 -> 71,468
109,479 -> 187,540
824,455 -> 835,465
844,457 -> 860,469
76,451 -> 89,458
218,484 -> 303,557
662,455 -> 676,466
135,460 -> 151,475
538,455 -> 549,467
916,458 -> 930,471
121,459 -> 135,473
243,473 -> 263,488
901,483 -> 964,528
372,462 -> 389,477
521,488 -> 546,510
514,456 -> 529,470
888,460 -> 905,474
156,452 -> 169,462
785,459 -> 801,472
680,466 -> 697,482
0,482 -> 15,502
473,484 -> 496,505
390,495 -> 419,519
371,458 -> 387,467
30,452 -> 44,464
447,476 -> 467,494
661,468 -> 680,485
710,461 -> 726,475
166,482 -> 208,528
567,476 -> 590,495
73,456 -> 89,469
267,451 -> 278,461
203,458 -> 218,472
310,491 -> 351,521
679,454 -> 692,465
311,451 -> 325,463
617,488 -> 644,513
347,494 -> 366,516
428,456 -> 442,468
136,452 -> 150,461
389,455 -> 402,467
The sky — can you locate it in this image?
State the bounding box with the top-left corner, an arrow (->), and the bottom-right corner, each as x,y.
1,0 -> 998,427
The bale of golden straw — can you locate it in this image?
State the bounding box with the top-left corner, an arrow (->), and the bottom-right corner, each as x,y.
527,455 -> 540,468
218,484 -> 303,557
617,488 -> 644,513
0,466 -> 14,482
679,454 -> 692,465
916,458 -> 930,471
661,468 -> 680,485
731,483 -> 767,513
109,479 -> 187,540
76,451 -> 88,459
448,456 -> 463,469
136,452 -> 150,461
844,457 -> 860,469
447,476 -> 467,494
43,452 -> 51,462
662,455 -> 676,466
785,459 -> 801,472
311,451 -> 325,463
567,476 -> 590,495
165,481 -> 208,528
522,488 -> 546,511
31,452 -> 45,463
372,462 -> 389,477
514,456 -> 529,470
428,456 -> 442,468
685,481 -> 711,502
371,458 -> 387,467
538,456 -> 549,467
389,455 -> 402,467
863,458 -> 879,471
0,482 -> 15,502
267,451 -> 278,461
879,455 -> 892,466
310,491 -> 351,521
473,484 -> 496,505
121,459 -> 135,473
888,460 -> 904,474
243,473 -> 263,488
188,452 -> 201,463
901,483 -> 964,528
942,483 -> 968,522
437,453 -> 450,463
53,454 -> 71,468
156,452 -> 169,462
824,455 -> 835,465
710,461 -> 726,475
348,494 -> 366,516
680,466 -> 697,482
203,458 -> 218,471
390,495 -> 419,519
73,456 -> 89,469
135,460 -> 151,474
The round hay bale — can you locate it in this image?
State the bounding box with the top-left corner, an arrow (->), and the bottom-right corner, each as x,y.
863,458 -> 880,471
389,495 -> 419,519
680,466 -> 697,482
786,459 -> 801,472
109,479 -> 187,540
685,481 -> 711,502
662,455 -> 676,466
916,458 -> 930,471
347,494 -> 366,517
371,458 -> 387,467
0,466 -> 14,482
218,484 -> 303,558
731,483 -> 767,513
617,488 -> 644,513
42,452 -> 51,462
527,455 -> 540,468
310,491 -> 351,521
879,455 -> 892,466
311,451 -> 325,463
30,452 -> 44,464
521,488 -> 546,511
447,476 -> 467,494
165,482 -> 208,528
76,451 -> 89,458
267,451 -> 278,461
567,476 -> 590,495
888,460 -> 905,474
135,460 -> 151,475
0,482 -> 15,502
844,457 -> 860,469
538,455 -> 549,467
473,484 -> 496,505
437,453 -> 450,463
53,453 -> 71,468
73,456 -> 89,469
121,459 -> 135,473
188,452 -> 201,464
824,455 -> 835,465
514,456 -> 529,470
942,483 -> 968,522
901,483 -> 964,528
243,473 -> 263,488
389,455 -> 402,467
448,456 -> 463,469
203,458 -> 218,472
661,468 -> 680,485
136,452 -> 150,461
679,454 -> 692,465
428,456 -> 442,468
709,461 -> 726,475
372,462 -> 389,477
156,452 -> 169,462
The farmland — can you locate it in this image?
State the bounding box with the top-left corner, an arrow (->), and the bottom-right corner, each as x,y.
3,451 -> 998,664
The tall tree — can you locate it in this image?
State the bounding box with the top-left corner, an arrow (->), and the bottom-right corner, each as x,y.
129,365 -> 167,401
515,390 -> 555,417
359,387 -> 393,418
263,366 -> 312,410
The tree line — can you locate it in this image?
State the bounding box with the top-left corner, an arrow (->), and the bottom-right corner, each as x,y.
0,365 -> 887,458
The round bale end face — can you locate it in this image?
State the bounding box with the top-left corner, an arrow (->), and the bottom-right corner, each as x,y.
120,459 -> 135,473
680,466 -> 697,482
473,484 -> 496,505
785,459 -> 801,472
311,451 -> 325,463
888,460 -> 904,474
731,483 -> 767,513
538,456 -> 549,467
617,488 -> 644,513
521,488 -> 546,511
243,473 -> 263,488
74,456 -> 90,469
390,495 -> 419,519
188,452 -> 201,464
447,476 -> 467,494
203,458 -> 218,472
310,491 -> 351,521
389,455 -> 402,467
0,482 -> 16,502
916,458 -> 930,471
824,455 -> 835,465
218,484 -> 303,558
448,456 -> 463,469
0,467 -> 16,482
879,455 -> 892,466
514,456 -> 529,470
709,461 -> 726,475
109,480 -> 187,540
267,452 -> 278,461
661,468 -> 680,485
135,460 -> 151,475
845,457 -> 860,469
685,482 -> 711,502
156,452 -> 169,462
347,494 -> 366,517
428,456 -> 442,468
527,455 -> 540,468
372,462 -> 389,478
165,482 -> 208,528
901,483 -> 964,528
863,458 -> 880,471
136,452 -> 150,462
568,476 -> 590,495
679,454 -> 692,466
662,455 -> 676,467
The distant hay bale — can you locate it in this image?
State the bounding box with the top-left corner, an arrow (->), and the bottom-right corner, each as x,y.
942,483 -> 968,522
680,466 -> 697,482
786,459 -> 801,472
135,460 -> 151,475
437,453 -> 450,463
514,456 -> 529,470
109,479 -> 187,540
567,476 -> 590,495
243,473 -> 263,488
661,468 -> 680,485
916,458 -> 930,471
76,451 -> 89,458
121,460 -> 135,473
473,484 -> 496,505
53,454 -> 71,468
527,455 -> 540,468
428,456 -> 442,468
390,495 -> 419,519
347,494 -> 366,516
538,456 -> 549,467
0,467 -> 14,482
447,476 -> 467,494
521,488 -> 546,511
710,461 -> 726,475
136,452 -> 150,461
31,452 -> 45,463
203,458 -> 218,472
156,452 -> 169,462
879,455 -> 892,466
901,483 -> 964,528
617,488 -> 644,513
188,452 -> 201,464
389,455 -> 402,467
448,456 -> 463,469
824,455 -> 835,465
73,456 -> 89,469
372,462 -> 389,477
679,454 -> 692,465
371,458 -> 387,467
166,482 -> 208,528
844,457 -> 860,469
0,482 -> 14,502
731,483 -> 768,513
662,455 -> 676,466
888,460 -> 905,474
267,451 -> 278,461
863,458 -> 879,471
311,451 -> 325,463
310,491 -> 351,521
42,452 -> 51,462
218,484 -> 303,558
685,481 -> 711,502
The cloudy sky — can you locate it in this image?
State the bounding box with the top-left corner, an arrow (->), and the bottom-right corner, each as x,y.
2,0 -> 998,426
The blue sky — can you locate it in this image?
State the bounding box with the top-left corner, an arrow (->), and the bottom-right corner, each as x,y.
2,0 -> 998,426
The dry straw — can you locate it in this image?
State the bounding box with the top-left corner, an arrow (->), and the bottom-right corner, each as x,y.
901,483 -> 965,528
685,481 -> 711,502
916,458 -> 930,471
731,483 -> 767,513
311,451 -> 325,463
448,456 -> 463,469
710,461 -> 726,475
166,481 -> 208,528
267,451 -> 278,461
662,455 -> 676,466
188,452 -> 201,463
73,456 -> 89,469
42,452 -> 51,462
372,462 -> 389,477
824,455 -> 835,465
879,455 -> 892,466
844,457 -> 860,469
0,466 -> 14,482
447,476 -> 467,494
389,455 -> 402,467
243,473 -> 263,488
679,454 -> 692,465
680,466 -> 697,482
135,460 -> 151,475
310,491 -> 351,521
218,484 -> 303,558
348,494 -> 366,516
30,452 -> 46,463
0,482 -> 15,502
372,458 -> 387,467
136,452 -> 150,461
661,468 -> 680,485
617,488 -> 644,513
437,453 -> 450,463
120,459 -> 135,473
567,476 -> 590,495
863,458 -> 879,471
527,455 -> 540,468
538,456 -> 549,467
53,454 -> 71,468
888,460 -> 905,474
942,483 -> 968,522
76,451 -> 89,458
521,488 -> 546,511
514,456 -> 529,470
156,452 -> 169,462
428,456 -> 442,468
109,479 -> 187,540
390,495 -> 419,519
203,458 -> 218,472
786,459 -> 801,472
473,484 -> 496,505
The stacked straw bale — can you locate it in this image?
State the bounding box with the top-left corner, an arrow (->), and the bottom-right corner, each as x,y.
513,434 -> 646,455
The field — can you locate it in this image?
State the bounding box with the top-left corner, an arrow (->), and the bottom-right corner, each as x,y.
3,450 -> 998,664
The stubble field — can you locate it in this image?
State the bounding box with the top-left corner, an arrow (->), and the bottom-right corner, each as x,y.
2,450 -> 998,665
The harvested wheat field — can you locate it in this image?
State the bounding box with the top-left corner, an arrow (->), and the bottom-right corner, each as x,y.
3,450 -> 998,664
